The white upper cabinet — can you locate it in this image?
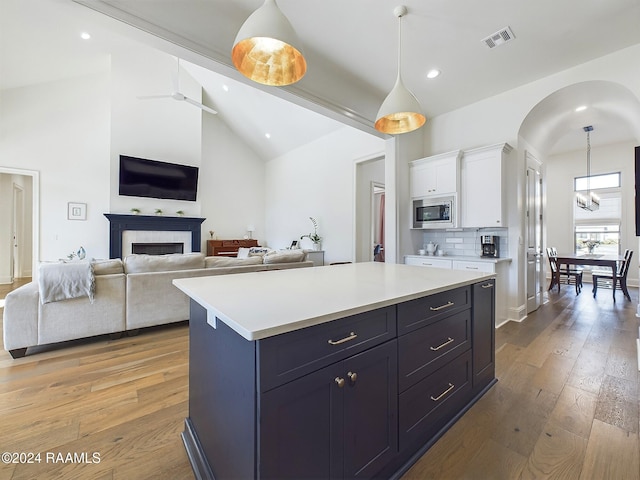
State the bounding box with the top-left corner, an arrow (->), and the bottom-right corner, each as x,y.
410,150 -> 462,198
460,143 -> 512,228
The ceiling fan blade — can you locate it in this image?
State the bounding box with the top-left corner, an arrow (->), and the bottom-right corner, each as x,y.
183,96 -> 218,115
137,94 -> 172,100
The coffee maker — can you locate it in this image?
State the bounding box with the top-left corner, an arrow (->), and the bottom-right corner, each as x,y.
481,235 -> 499,257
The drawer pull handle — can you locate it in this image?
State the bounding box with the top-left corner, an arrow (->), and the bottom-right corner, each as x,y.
429,301 -> 454,311
466,266 -> 479,270
430,383 -> 455,402
481,283 -> 493,289
328,332 -> 357,345
335,377 -> 345,388
347,371 -> 357,384
430,337 -> 454,351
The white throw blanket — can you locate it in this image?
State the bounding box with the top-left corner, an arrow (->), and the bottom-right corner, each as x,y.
38,261 -> 95,304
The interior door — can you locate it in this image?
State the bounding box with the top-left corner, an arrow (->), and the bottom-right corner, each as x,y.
12,184 -> 24,280
526,160 -> 543,313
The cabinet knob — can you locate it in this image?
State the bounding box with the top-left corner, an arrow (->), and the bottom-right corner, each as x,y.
347,371 -> 357,384
335,377 -> 345,388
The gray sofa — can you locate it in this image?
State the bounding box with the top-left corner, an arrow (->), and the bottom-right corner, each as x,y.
3,251 -> 312,358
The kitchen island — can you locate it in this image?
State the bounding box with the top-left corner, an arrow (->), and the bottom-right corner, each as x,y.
173,262 -> 497,480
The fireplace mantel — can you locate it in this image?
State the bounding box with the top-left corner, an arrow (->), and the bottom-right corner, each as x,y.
104,214 -> 206,259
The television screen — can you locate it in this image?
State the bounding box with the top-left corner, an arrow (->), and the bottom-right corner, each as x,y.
119,155 -> 199,201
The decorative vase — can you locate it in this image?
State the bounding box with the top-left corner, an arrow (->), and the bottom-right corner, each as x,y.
313,242 -> 321,251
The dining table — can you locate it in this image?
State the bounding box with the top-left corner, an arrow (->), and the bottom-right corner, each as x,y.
552,253 -> 625,300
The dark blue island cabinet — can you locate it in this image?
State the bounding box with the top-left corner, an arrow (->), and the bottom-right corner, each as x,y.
182,280 -> 496,480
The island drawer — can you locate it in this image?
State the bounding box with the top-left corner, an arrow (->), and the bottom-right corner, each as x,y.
398,309 -> 471,392
398,350 -> 472,450
258,306 -> 397,392
397,286 -> 470,335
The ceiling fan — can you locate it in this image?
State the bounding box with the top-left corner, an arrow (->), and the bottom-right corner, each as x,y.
137,58 -> 217,115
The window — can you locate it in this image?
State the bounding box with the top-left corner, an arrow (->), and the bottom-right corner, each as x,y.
575,224 -> 620,255
573,174 -> 621,256
574,172 -> 620,191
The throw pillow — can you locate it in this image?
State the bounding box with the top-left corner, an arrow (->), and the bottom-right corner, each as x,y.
262,250 -> 306,264
124,253 -> 205,273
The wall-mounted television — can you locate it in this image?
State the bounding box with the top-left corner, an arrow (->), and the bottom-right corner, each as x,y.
119,155 -> 199,201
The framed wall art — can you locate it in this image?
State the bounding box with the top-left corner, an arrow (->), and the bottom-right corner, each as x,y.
68,202 -> 87,220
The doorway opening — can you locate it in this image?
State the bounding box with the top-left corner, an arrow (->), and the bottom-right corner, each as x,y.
355,155 -> 385,262
0,167 -> 39,286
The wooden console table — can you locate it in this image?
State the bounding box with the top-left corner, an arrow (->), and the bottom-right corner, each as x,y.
207,239 -> 258,257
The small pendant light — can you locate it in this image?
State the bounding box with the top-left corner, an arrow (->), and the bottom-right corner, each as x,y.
232,0 -> 307,86
375,5 -> 426,135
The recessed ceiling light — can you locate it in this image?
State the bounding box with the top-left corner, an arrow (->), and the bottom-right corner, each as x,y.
265,133 -> 271,139
426,69 -> 440,79
222,84 -> 229,92
80,32 -> 91,40
575,105 -> 587,112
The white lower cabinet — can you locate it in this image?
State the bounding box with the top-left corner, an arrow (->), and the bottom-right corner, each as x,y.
404,257 -> 452,269
452,260 -> 495,274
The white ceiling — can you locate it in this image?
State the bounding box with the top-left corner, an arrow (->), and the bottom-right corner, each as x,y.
2,0 -> 640,158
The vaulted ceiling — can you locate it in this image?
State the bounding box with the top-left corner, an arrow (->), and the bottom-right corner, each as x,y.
2,0 -> 640,158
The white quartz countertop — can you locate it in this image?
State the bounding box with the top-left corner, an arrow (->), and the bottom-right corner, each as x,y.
173,262 -> 494,341
404,255 -> 512,264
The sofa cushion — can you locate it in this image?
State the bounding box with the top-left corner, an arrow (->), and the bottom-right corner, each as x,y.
262,250 -> 307,264
124,253 -> 205,273
91,258 -> 124,275
205,256 -> 263,268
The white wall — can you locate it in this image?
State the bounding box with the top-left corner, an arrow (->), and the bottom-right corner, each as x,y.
546,141 -> 638,285
0,72 -> 111,261
109,48 -> 203,217
199,108 -> 266,251
265,127 -> 384,264
0,44 -> 268,262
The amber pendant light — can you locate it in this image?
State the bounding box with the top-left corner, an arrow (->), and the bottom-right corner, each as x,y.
375,5 -> 426,135
232,0 -> 307,86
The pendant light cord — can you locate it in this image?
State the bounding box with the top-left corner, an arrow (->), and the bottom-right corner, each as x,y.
586,130 -> 591,192
397,14 -> 402,78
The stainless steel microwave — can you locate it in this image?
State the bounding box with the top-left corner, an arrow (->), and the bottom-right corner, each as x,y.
412,197 -> 455,229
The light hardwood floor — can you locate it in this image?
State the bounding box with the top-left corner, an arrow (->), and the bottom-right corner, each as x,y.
1,281 -> 639,479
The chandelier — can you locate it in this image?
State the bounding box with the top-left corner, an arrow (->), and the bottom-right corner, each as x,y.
576,125 -> 600,211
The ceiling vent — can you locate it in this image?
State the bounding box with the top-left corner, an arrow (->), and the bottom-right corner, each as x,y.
482,26 -> 516,49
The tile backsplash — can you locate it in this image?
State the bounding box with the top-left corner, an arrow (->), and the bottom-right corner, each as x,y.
416,228 -> 508,258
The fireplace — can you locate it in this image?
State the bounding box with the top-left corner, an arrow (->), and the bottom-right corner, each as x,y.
104,214 -> 206,259
132,242 -> 185,255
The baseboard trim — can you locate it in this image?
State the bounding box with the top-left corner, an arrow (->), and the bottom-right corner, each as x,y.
0,276 -> 13,285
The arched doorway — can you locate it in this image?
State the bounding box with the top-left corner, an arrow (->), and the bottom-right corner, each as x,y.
518,80 -> 640,311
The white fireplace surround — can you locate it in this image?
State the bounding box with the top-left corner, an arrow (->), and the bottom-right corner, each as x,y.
122,230 -> 192,257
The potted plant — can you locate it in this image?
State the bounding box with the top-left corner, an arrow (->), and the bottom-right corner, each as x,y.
300,217 -> 322,250
585,239 -> 600,254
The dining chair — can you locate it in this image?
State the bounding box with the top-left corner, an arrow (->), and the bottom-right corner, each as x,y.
592,249 -> 633,301
547,247 -> 583,294
547,248 -> 582,294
